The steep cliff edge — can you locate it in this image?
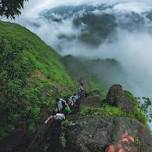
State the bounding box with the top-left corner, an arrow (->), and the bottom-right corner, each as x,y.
0,21 -> 76,142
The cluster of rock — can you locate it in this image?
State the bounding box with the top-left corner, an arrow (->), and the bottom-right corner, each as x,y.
106,85 -> 134,112
64,85 -> 152,152
65,117 -> 152,152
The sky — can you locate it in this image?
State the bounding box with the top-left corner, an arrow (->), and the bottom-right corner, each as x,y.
21,0 -> 152,18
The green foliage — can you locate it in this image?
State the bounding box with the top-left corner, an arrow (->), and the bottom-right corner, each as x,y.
0,0 -> 27,18
86,76 -> 106,97
0,21 -> 76,140
137,97 -> 152,123
80,105 -> 125,117
124,91 -> 147,125
80,90 -> 147,125
132,109 -> 147,125
61,55 -> 106,94
124,91 -> 139,108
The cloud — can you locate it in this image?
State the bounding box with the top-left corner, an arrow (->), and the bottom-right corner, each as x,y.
12,0 -> 152,129
15,0 -> 152,97
21,0 -> 152,18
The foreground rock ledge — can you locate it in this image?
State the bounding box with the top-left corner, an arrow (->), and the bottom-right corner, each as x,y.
65,117 -> 152,152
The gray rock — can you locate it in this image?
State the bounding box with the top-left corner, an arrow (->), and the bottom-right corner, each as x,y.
106,84 -> 134,112
65,117 -> 152,152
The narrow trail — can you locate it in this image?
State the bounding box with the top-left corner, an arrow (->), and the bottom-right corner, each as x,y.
26,86 -> 86,152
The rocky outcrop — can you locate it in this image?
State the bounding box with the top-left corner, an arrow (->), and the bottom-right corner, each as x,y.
26,120 -> 63,152
65,117 -> 152,152
106,85 -> 134,112
1,84 -> 151,152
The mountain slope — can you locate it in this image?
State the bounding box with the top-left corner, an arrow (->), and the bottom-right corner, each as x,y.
0,21 -> 76,140
61,55 -> 126,93
0,21 -> 151,152
41,3 -> 152,49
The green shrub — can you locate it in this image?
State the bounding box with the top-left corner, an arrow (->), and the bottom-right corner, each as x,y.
124,91 -> 147,125
0,21 -> 76,140
80,105 -> 125,117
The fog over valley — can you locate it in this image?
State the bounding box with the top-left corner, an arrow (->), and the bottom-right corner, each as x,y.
1,1 -> 152,150
14,0 -> 152,99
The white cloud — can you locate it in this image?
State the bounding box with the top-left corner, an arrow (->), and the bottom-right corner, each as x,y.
15,0 -> 152,98
12,0 -> 152,129
21,0 -> 152,18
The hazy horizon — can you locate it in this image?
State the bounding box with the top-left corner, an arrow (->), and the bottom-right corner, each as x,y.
3,0 -> 149,103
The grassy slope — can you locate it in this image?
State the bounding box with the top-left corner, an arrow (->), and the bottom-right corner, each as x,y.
0,21 -> 148,142
61,55 -> 123,97
61,56 -> 147,125
61,56 -> 106,92
0,21 -> 76,140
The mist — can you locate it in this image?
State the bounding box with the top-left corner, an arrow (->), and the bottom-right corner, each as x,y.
13,1 -> 152,101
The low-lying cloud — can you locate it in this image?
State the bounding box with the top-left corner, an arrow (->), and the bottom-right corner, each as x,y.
14,0 -> 152,98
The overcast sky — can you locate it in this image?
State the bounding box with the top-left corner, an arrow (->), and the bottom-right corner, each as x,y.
15,0 -> 152,129
21,0 -> 152,18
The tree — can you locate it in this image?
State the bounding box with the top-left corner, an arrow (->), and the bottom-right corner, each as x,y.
0,0 -> 28,19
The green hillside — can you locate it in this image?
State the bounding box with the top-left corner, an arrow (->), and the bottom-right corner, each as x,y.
61,55 -> 124,96
0,21 -> 76,140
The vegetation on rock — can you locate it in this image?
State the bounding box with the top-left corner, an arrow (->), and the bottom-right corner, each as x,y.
80,85 -> 147,125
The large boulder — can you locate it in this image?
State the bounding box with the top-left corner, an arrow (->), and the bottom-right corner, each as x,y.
106,85 -> 134,112
64,117 -> 152,152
